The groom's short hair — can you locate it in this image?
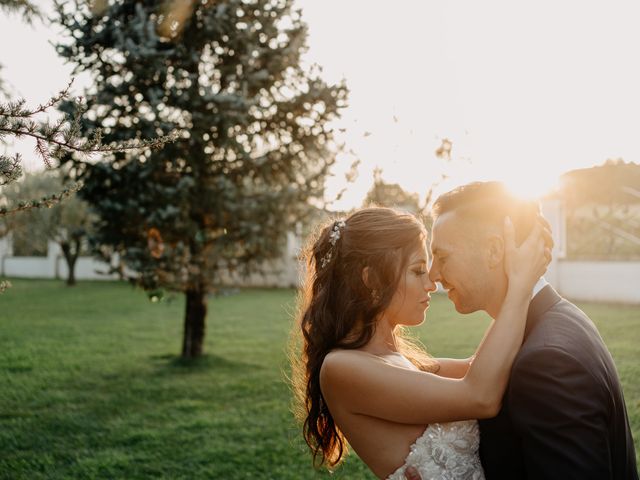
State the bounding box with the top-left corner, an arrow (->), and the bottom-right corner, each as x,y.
431,181 -> 540,246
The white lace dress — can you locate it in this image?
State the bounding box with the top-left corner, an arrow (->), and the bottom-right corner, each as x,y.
386,420 -> 485,480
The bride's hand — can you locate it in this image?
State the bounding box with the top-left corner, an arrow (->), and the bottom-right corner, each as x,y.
503,215 -> 552,295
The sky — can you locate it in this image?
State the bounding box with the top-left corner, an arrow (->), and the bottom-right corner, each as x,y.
2,0 -> 640,209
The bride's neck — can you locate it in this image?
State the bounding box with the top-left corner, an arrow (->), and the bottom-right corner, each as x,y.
362,315 -> 398,355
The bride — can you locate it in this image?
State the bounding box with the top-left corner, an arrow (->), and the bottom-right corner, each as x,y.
291,207 -> 550,479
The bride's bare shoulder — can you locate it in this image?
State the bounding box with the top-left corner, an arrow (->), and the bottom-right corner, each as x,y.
323,349 -> 383,367
321,349 -> 385,389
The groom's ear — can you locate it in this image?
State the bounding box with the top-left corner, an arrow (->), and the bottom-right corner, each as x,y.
486,234 -> 504,269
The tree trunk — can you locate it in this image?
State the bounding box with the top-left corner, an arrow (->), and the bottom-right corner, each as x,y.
67,258 -> 77,286
181,288 -> 207,358
60,240 -> 80,286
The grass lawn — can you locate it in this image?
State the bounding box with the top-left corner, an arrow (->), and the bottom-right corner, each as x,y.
1,279 -> 638,479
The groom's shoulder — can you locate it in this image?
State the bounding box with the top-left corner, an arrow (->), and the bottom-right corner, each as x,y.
516,298 -> 606,368
512,297 -> 619,390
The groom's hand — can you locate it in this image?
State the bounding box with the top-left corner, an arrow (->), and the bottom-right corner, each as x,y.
404,466 -> 422,480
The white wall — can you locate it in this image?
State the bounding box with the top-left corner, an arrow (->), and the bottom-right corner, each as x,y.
0,234 -> 300,286
0,237 -> 118,281
56,256 -> 120,281
555,261 -> 640,304
3,256 -> 55,278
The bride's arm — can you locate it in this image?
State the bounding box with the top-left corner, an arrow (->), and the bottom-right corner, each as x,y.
320,218 -> 549,424
432,357 -> 473,379
321,286 -> 531,423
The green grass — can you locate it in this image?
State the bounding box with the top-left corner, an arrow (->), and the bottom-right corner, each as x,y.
0,279 -> 638,479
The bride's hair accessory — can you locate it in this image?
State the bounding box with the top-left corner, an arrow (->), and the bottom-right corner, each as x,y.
320,220 -> 346,269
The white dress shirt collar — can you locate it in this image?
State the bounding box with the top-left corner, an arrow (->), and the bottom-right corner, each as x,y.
532,276 -> 549,298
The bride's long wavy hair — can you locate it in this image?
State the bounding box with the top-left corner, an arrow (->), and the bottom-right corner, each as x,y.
290,207 -> 438,468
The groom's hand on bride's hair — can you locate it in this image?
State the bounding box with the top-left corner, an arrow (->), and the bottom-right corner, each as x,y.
403,466 -> 422,480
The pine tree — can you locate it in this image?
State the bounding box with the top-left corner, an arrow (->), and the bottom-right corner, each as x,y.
0,0 -> 40,21
54,0 -> 347,357
0,1 -> 174,209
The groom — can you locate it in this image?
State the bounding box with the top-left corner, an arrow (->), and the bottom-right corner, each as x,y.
406,182 -> 637,479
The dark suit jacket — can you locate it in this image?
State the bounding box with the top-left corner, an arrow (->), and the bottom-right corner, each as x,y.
479,285 -> 638,479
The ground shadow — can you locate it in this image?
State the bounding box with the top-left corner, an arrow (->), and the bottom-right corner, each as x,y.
149,352 -> 261,376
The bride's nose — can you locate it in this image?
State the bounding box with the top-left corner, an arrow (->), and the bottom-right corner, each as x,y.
423,273 -> 437,293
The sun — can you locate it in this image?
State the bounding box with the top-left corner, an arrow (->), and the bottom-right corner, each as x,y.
500,172 -> 560,201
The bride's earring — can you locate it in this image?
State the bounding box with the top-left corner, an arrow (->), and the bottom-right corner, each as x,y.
371,289 -> 380,302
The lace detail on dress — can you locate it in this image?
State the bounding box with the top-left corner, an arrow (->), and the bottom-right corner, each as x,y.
386,420 -> 485,480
